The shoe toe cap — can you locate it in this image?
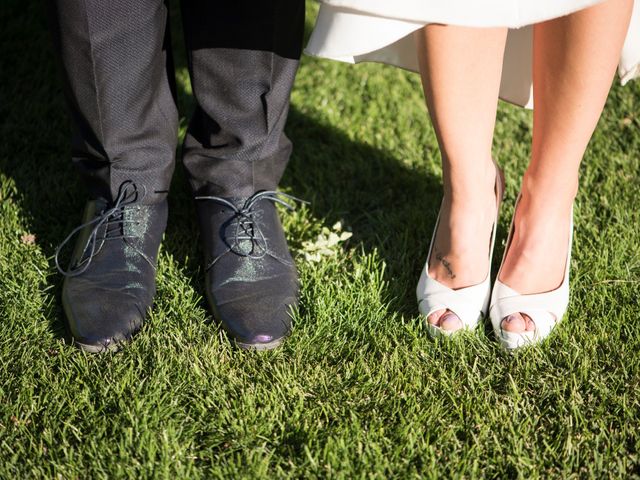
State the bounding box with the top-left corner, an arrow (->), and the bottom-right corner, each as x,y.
63,286 -> 148,352
214,293 -> 297,349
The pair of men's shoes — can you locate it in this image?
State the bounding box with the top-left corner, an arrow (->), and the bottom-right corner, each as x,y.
55,181 -> 300,352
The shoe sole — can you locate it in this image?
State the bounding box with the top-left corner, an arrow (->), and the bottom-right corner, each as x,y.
74,339 -> 125,353
64,321 -> 137,354
64,311 -> 136,354
235,336 -> 286,351
72,330 -> 136,353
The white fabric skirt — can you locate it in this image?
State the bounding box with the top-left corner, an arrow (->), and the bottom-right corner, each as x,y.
306,0 -> 640,108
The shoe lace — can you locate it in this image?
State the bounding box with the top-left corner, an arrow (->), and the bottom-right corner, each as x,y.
195,190 -> 307,260
54,181 -> 145,277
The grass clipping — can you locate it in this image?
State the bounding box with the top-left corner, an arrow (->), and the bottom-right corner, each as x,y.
302,221 -> 353,262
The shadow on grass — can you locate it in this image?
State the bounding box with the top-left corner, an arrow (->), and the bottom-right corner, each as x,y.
0,1 -> 443,340
282,109 -> 442,317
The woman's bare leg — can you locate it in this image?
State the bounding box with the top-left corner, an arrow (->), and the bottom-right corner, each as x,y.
500,0 -> 634,333
416,25 -> 508,331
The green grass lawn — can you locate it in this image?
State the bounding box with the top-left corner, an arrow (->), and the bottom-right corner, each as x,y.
1,2 -> 639,478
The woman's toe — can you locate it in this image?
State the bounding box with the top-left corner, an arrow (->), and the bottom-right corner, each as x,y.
523,314 -> 536,332
501,313 -> 527,333
428,309 -> 446,326
439,311 -> 463,331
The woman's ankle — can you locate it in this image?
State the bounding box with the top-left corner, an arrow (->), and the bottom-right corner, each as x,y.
520,169 -> 578,211
442,156 -> 498,204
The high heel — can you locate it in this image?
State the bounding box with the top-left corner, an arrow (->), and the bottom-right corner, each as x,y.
416,164 -> 505,337
489,196 -> 573,350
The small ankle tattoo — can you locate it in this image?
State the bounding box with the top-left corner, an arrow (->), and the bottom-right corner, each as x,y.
435,252 -> 456,279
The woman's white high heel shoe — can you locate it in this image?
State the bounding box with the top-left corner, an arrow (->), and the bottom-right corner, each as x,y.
416,165 -> 504,338
489,197 -> 573,350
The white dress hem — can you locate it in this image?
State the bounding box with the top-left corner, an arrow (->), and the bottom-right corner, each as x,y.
306,2 -> 640,109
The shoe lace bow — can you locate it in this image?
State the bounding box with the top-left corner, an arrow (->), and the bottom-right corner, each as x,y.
54,181 -> 144,277
195,190 -> 306,260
